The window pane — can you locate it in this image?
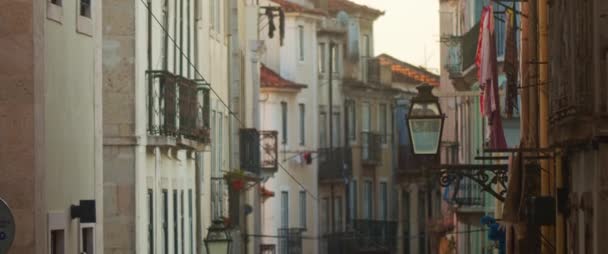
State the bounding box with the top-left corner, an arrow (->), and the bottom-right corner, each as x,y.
300,191 -> 306,228
362,103 -> 370,131
162,190 -> 168,254
298,26 -> 304,60
332,113 -> 340,146
318,43 -> 326,73
380,182 -> 387,221
281,102 -> 287,144
299,104 -> 305,145
173,190 -> 178,254
80,0 -> 91,17
334,197 -> 342,231
347,101 -> 356,141
349,181 -> 357,220
319,113 -> 327,148
332,45 -> 339,73
281,191 -> 289,228
51,230 -> 65,254
379,104 -> 387,144
82,227 -> 94,254
148,189 -> 154,254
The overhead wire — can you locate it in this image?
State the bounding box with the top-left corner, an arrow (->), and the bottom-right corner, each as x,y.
138,0 -> 319,201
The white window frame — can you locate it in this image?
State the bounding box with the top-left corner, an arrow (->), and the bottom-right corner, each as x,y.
299,103 -> 306,146
48,211 -> 67,254
76,0 -> 94,37
299,191 -> 307,229
47,0 -> 63,23
318,43 -> 326,73
378,182 -> 388,221
79,223 -> 96,254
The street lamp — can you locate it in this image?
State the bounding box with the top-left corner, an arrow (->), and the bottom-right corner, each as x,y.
407,84 -> 444,155
204,220 -> 232,254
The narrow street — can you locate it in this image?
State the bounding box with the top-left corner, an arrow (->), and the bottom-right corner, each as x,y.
0,0 -> 605,254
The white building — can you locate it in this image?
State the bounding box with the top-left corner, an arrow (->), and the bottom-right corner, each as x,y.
257,0 -> 324,253
0,0 -> 103,253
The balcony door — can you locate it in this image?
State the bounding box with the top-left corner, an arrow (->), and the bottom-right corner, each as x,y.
361,103 -> 371,160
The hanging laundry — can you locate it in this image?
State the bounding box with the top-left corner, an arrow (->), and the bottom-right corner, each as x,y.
476,5 -> 507,149
279,9 -> 285,46
303,152 -> 312,165
266,7 -> 276,38
292,153 -> 303,165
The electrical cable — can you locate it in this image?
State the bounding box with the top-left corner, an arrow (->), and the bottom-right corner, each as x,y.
138,0 -> 319,201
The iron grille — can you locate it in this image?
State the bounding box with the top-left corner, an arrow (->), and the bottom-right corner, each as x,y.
240,129 -> 278,175
278,228 -> 303,254
318,147 -> 352,180
146,70 -> 210,143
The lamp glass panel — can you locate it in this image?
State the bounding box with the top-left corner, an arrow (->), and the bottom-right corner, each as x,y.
408,118 -> 442,154
206,241 -> 229,254
410,102 -> 440,117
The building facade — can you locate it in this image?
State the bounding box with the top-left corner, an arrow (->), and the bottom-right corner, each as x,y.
0,0 -> 103,253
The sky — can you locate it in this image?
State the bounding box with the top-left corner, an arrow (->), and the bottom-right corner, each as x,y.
351,0 -> 441,73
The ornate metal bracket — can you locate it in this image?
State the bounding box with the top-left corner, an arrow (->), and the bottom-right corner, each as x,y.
434,164 -> 509,202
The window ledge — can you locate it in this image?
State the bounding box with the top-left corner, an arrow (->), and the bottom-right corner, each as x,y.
77,16 -> 93,37
47,2 -> 63,24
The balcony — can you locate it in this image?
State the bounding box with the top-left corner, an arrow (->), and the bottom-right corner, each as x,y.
240,129 -> 278,176
447,178 -> 485,213
146,70 -> 210,150
444,21 -> 480,91
361,132 -> 382,166
278,228 -> 304,254
322,220 -> 397,254
318,147 -> 352,181
396,145 -> 439,179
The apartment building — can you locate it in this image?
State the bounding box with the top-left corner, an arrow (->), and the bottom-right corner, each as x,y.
0,0 -> 103,253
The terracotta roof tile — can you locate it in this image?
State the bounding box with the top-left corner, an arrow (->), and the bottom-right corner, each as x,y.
261,64 -> 308,90
377,54 -> 440,86
270,0 -> 328,16
327,0 -> 384,17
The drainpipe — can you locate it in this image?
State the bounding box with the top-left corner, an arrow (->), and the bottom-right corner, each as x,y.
329,42 -> 335,233
538,0 -> 554,252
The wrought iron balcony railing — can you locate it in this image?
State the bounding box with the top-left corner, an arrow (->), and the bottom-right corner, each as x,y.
146,70 -> 210,144
361,131 -> 382,166
318,147 -> 352,180
278,228 -> 304,254
321,220 -> 397,254
240,129 -> 278,175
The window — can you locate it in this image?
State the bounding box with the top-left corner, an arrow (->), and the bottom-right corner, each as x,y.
331,44 -> 339,73
148,189 -> 154,254
321,198 -> 330,234
80,225 -> 95,254
162,190 -> 169,254
298,25 -> 305,61
281,102 -> 287,144
174,190 -> 178,254
379,182 -> 388,221
363,181 -> 372,219
419,192 -> 427,254
402,190 -> 410,252
281,191 -> 289,228
379,104 -> 387,144
181,191 -> 185,254
162,0 -> 169,70
332,113 -> 341,146
319,112 -> 327,148
361,103 -> 371,159
299,104 -> 305,145
189,190 -> 193,254
51,230 -> 65,254
318,43 -> 326,73
299,191 -> 307,229
363,35 -> 371,57
80,0 -> 91,18
347,100 -> 356,141
349,180 -> 357,221
47,0 -> 64,23
218,113 -> 223,172
334,197 -> 343,232
362,103 -> 371,132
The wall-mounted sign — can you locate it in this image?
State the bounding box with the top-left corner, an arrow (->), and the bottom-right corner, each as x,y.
0,198 -> 15,254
